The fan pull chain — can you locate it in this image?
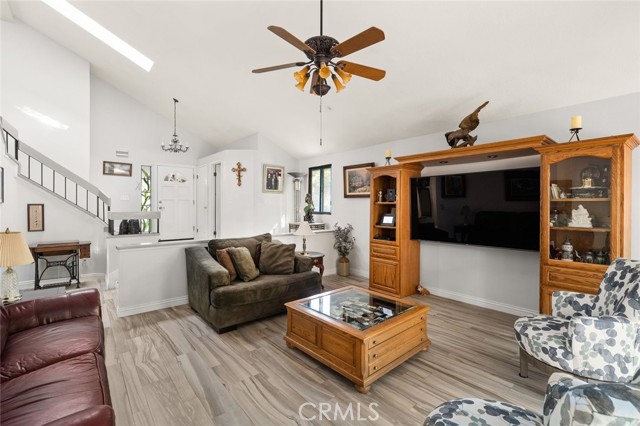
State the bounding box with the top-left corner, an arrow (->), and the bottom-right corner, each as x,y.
319,97 -> 323,146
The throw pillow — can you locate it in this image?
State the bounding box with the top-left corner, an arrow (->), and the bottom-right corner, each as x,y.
259,241 -> 295,275
208,233 -> 272,267
294,254 -> 314,273
228,247 -> 260,282
216,248 -> 238,281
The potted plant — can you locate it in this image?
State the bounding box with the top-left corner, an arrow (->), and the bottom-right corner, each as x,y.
333,223 -> 355,277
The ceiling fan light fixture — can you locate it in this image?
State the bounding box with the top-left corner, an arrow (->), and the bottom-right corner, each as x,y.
331,74 -> 345,93
318,63 -> 331,79
335,67 -> 352,84
293,65 -> 310,82
312,80 -> 331,96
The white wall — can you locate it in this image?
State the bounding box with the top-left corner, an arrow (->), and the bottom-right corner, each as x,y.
1,159 -> 106,284
90,76 -> 216,213
0,21 -> 219,282
300,92 -> 640,315
198,133 -> 299,238
1,21 -> 90,179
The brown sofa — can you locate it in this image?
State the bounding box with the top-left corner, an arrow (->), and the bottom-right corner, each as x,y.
186,233 -> 323,333
0,288 -> 114,426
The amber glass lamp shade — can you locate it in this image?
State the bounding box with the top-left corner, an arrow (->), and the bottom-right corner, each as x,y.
295,73 -> 310,91
331,74 -> 345,93
335,67 -> 352,84
318,64 -> 331,79
293,65 -> 310,82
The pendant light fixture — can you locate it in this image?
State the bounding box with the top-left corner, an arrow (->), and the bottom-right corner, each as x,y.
161,98 -> 189,153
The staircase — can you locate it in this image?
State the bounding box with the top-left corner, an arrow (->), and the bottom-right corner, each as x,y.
1,117 -> 111,223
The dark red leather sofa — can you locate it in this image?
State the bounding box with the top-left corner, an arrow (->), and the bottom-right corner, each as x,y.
0,288 -> 114,426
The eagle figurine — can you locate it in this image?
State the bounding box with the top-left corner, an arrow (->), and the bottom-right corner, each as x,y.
445,101 -> 489,148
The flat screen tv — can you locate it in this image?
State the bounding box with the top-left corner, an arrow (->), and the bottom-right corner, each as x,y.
410,167 -> 540,251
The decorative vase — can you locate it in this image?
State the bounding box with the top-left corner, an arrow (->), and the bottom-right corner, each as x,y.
337,256 -> 350,277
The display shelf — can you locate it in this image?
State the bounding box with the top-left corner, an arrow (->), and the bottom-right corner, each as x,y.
550,226 -> 610,233
550,198 -> 610,202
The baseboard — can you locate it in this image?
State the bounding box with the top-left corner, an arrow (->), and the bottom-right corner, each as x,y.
18,273 -> 105,291
351,268 -> 369,278
427,287 -> 537,317
117,296 -> 189,318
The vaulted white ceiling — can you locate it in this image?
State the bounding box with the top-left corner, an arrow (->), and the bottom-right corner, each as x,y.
4,1 -> 640,159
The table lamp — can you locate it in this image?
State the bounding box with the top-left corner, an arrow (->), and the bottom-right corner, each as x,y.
293,221 -> 314,255
0,229 -> 35,302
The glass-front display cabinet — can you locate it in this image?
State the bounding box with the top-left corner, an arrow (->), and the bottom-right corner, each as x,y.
368,164 -> 422,297
537,134 -> 638,314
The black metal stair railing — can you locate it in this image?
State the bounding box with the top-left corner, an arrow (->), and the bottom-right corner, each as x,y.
1,117 -> 111,224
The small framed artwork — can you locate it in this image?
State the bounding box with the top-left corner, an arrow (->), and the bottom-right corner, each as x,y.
441,175 -> 466,198
103,161 -> 132,177
343,162 -> 374,198
263,164 -> 284,193
504,169 -> 540,201
27,204 -> 45,232
380,213 -> 396,227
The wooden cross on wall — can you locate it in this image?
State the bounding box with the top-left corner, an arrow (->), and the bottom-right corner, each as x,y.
232,162 -> 247,186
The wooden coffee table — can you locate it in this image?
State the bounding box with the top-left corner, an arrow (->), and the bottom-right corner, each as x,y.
285,286 -> 430,393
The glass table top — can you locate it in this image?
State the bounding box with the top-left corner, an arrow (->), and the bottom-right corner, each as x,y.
301,288 -> 416,331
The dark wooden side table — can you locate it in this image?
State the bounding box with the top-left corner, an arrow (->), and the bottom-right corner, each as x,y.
29,241 -> 91,290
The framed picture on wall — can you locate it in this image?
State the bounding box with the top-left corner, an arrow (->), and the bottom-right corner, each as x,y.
27,204 -> 45,232
263,164 -> 284,193
343,162 -> 374,198
103,161 -> 132,177
441,175 -> 466,198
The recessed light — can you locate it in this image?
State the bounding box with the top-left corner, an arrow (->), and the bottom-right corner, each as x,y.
488,155 -> 498,158
439,161 -> 448,164
41,0 -> 154,72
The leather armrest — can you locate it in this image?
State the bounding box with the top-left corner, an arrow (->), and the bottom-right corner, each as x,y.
5,288 -> 101,335
43,405 -> 115,426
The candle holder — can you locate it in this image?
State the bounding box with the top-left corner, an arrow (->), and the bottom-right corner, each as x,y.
385,156 -> 391,166
568,127 -> 582,142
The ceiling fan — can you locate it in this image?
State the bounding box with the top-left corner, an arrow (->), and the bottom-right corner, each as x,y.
252,0 -> 386,96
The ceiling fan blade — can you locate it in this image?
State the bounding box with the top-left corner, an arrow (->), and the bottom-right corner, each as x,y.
331,27 -> 385,57
252,62 -> 308,73
337,61 -> 386,81
309,70 -> 319,94
268,26 -> 316,55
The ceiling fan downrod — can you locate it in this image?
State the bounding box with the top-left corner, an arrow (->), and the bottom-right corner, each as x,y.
320,0 -> 323,36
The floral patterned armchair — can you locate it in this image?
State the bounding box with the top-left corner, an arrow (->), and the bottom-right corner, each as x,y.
514,258 -> 640,383
424,372 -> 640,426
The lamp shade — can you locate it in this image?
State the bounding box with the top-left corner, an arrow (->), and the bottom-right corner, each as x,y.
0,231 -> 34,267
293,221 -> 314,237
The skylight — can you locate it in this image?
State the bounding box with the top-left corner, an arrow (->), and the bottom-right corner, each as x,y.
41,0 -> 154,72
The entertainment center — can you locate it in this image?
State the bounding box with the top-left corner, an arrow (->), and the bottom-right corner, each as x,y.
368,134 -> 638,313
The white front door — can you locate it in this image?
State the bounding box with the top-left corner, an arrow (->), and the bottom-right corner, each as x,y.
156,165 -> 195,240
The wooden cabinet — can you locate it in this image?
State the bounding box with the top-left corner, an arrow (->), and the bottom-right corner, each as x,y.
537,134 -> 638,314
368,164 -> 423,297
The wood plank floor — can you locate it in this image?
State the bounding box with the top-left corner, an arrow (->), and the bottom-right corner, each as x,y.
98,275 -> 549,425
